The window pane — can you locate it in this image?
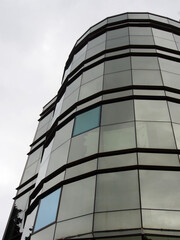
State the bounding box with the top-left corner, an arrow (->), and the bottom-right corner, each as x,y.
132,70 -> 162,85
82,63 -> 104,84
132,57 -> 159,70
55,214 -> 93,239
129,27 -> 152,36
169,102 -> 180,124
34,189 -> 61,232
98,153 -> 137,169
101,100 -> 134,125
135,100 -> 170,121
107,28 -> 129,40
68,128 -> 99,162
105,57 -> 131,74
100,122 -> 136,152
130,36 -> 154,45
79,76 -> 103,100
136,122 -> 176,149
106,36 -> 129,49
161,71 -> 180,90
138,153 -> 179,166
95,170 -> 140,211
104,70 -> 132,90
73,107 -> 100,136
94,210 -> 141,231
159,58 -> 180,75
58,177 -> 95,220
142,209 -> 180,230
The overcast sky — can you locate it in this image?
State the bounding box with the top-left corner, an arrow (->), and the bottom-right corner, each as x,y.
1,0 -> 180,238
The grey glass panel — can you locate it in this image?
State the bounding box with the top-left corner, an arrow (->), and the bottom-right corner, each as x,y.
90,19 -> 107,32
65,159 -> 97,179
107,14 -> 128,23
107,28 -> 129,40
129,27 -> 152,36
58,177 -> 95,220
154,37 -> 177,50
130,36 -> 154,45
138,153 -> 179,166
132,57 -> 159,70
46,141 -> 70,175
161,71 -> 180,89
106,50 -> 131,58
104,70 -> 132,90
82,63 -> 104,84
94,210 -> 141,231
174,34 -> 180,43
73,107 -> 100,136
55,214 -> 93,239
73,45 -> 87,63
43,173 -> 65,192
140,170 -> 180,209
64,76 -> 81,99
149,14 -> 169,23
86,42 -> 105,59
31,224 -> 55,240
128,13 -> 149,19
101,100 -> 134,125
88,33 -> 106,49
169,102 -> 180,124
136,122 -> 176,149
68,128 -> 99,162
103,90 -> 133,100
98,153 -> 137,169
26,147 -> 42,168
135,100 -> 170,121
106,36 -> 129,49
34,123 -> 49,140
61,89 -> 79,113
34,188 -> 60,232
95,170 -> 139,211
166,91 -> 180,99
77,96 -> 102,111
52,121 -> 73,151
105,57 -> 131,74
134,89 -> 165,96
172,123 -> 180,149
143,210 -> 180,229
38,112 -> 53,129
152,28 -> 174,41
21,161 -> 39,183
100,122 -> 136,152
159,58 -> 180,74
79,76 -> 103,100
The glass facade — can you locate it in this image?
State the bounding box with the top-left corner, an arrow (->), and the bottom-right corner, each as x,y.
3,12 -> 180,240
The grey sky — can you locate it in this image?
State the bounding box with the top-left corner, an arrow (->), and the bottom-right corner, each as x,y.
1,0 -> 180,237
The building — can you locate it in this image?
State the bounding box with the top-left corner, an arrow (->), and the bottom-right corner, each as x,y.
3,12 -> 180,240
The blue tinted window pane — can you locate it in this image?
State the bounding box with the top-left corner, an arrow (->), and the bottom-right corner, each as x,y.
34,188 -> 61,232
73,107 -> 100,136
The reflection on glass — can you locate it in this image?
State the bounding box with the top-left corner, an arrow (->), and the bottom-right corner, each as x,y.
34,188 -> 61,232
136,122 -> 176,149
